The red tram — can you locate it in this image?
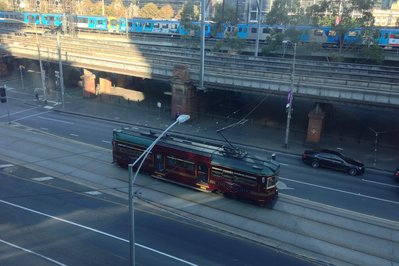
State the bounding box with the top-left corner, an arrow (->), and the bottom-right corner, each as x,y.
112,127 -> 280,206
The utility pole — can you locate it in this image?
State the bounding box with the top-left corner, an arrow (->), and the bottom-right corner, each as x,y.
254,0 -> 262,57
199,0 -> 206,90
284,43 -> 296,149
35,24 -> 47,103
57,32 -> 65,109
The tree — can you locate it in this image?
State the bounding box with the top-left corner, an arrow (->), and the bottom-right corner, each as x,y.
78,0 -> 102,15
266,0 -> 304,25
106,0 -> 126,17
0,1 -> 11,11
158,4 -> 174,19
139,3 -> 159,19
180,0 -> 199,36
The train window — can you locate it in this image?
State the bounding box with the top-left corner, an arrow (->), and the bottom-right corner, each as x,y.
128,22 -> 132,27
171,24 -> 177,29
161,23 -> 168,29
251,28 -> 257,33
154,23 -> 159,29
238,27 -> 243,33
314,29 -> 323,36
263,28 -> 271,34
384,33 -> 388,39
144,22 -> 151,28
391,34 -> 399,39
328,30 -> 336,37
348,31 -> 357,37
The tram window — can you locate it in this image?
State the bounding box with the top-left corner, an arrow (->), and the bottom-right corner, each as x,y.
238,27 -> 242,33
161,23 -> 168,29
328,30 -> 336,37
251,28 -> 257,34
314,29 -> 323,36
154,23 -> 160,29
128,22 -> 132,27
392,34 -> 399,39
166,156 -> 195,173
384,33 -> 388,39
144,22 -> 151,28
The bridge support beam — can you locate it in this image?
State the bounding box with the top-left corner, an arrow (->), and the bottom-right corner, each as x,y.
306,103 -> 325,143
170,65 -> 197,120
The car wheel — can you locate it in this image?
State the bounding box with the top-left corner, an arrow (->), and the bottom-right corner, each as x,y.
311,161 -> 320,168
349,168 -> 358,176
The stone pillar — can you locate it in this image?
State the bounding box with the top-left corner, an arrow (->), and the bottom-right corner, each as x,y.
170,65 -> 197,120
306,103 -> 325,143
81,69 -> 96,97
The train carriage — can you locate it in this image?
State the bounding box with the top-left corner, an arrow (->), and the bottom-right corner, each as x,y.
76,15 -> 109,31
112,127 -> 280,206
378,28 -> 399,48
41,13 -> 63,27
23,12 -> 41,25
108,16 -> 118,32
0,11 -> 23,21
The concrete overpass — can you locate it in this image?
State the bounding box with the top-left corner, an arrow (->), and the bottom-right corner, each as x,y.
1,33 -> 399,108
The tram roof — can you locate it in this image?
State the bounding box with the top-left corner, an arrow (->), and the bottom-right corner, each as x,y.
113,127 -> 280,176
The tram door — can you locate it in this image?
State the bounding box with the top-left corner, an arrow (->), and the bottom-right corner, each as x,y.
197,163 -> 208,184
155,153 -> 165,172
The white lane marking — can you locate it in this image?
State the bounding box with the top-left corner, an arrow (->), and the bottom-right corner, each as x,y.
0,164 -> 14,169
0,239 -> 67,266
38,116 -> 74,125
280,177 -> 399,205
32,176 -> 54,181
277,181 -> 293,190
44,106 -> 54,110
0,107 -> 39,118
362,179 -> 399,189
69,133 -> 79,137
11,111 -> 51,122
0,199 -> 198,266
40,127 -> 49,131
85,191 -> 102,195
102,140 -> 111,144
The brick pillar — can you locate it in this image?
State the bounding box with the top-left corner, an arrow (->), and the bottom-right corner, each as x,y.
306,104 -> 325,143
99,77 -> 112,94
81,69 -> 96,97
170,65 -> 197,120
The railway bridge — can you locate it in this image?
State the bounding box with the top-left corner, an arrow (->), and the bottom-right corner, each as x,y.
1,32 -> 399,143
1,33 -> 398,105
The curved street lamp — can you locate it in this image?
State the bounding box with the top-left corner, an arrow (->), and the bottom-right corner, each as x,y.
128,114 -> 190,266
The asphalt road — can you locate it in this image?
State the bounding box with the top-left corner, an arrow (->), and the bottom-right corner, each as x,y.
0,162 -> 316,266
2,100 -> 398,221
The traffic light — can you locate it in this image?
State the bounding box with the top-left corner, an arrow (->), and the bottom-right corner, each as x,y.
36,0 -> 40,7
0,86 -> 6,103
55,0 -> 61,6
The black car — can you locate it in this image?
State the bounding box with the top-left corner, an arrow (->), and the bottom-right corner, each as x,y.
302,149 -> 365,176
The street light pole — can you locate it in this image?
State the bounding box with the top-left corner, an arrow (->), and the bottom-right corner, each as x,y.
19,65 -> 25,90
128,114 -> 190,266
284,42 -> 296,149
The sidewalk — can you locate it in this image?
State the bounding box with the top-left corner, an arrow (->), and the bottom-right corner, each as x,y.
50,86 -> 398,172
